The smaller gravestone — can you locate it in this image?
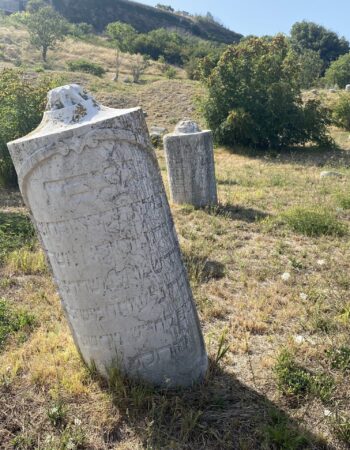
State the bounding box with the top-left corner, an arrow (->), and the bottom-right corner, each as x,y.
320,171 -> 343,179
346,85 -> 350,92
163,120 -> 217,207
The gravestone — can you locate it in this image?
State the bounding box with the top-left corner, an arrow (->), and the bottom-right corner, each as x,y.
163,120 -> 218,207
346,84 -> 350,92
7,85 -> 208,388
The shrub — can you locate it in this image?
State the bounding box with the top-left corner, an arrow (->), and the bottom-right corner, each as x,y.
282,207 -> 346,237
324,53 -> 350,89
164,66 -> 177,79
67,59 -> 106,77
332,92 -> 350,130
0,69 -> 58,187
203,36 -> 332,149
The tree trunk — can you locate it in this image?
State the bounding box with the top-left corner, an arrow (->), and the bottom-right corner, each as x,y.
42,46 -> 48,62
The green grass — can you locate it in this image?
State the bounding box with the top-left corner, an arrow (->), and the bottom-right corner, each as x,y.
0,298 -> 36,350
327,346 -> 350,372
0,212 -> 36,264
263,410 -> 311,450
274,350 -> 335,403
6,247 -> 47,274
332,415 -> 350,445
281,207 -> 347,237
336,193 -> 350,210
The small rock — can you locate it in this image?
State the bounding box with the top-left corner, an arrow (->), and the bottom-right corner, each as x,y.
281,272 -> 291,282
317,259 -> 326,267
300,293 -> 308,301
320,171 -> 343,179
294,335 -> 306,344
346,84 -> 350,92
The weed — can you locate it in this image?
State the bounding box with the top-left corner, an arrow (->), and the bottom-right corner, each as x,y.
0,298 -> 36,350
281,207 -> 346,237
274,350 -> 312,398
336,193 -> 350,210
59,425 -> 86,449
332,414 -> 350,445
263,409 -> 311,449
214,329 -> 230,366
274,350 -> 335,403
11,434 -> 35,449
6,247 -> 47,274
327,346 -> 350,372
0,212 -> 35,264
47,401 -> 67,427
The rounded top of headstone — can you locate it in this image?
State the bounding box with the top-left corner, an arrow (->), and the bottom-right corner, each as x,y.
45,84 -> 102,124
175,120 -> 202,134
9,84 -> 141,143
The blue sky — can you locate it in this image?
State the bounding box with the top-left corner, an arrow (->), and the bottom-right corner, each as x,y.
138,0 -> 350,41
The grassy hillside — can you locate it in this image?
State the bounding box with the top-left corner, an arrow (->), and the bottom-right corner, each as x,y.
52,0 -> 243,43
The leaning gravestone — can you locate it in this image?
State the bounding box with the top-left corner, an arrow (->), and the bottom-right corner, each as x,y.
163,120 -> 218,207
7,85 -> 208,388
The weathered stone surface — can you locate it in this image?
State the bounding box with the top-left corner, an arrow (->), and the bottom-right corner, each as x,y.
346,84 -> 350,92
7,85 -> 207,388
163,120 -> 218,207
320,171 -> 343,179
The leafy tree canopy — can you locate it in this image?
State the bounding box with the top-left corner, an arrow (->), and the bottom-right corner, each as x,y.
202,36 -> 332,149
290,21 -> 349,71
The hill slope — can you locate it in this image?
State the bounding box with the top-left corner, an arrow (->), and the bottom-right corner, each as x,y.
51,0 -> 242,43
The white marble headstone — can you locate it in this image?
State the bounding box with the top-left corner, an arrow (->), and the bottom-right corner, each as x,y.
7,85 -> 208,387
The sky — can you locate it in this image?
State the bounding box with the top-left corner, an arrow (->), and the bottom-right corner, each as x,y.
137,0 -> 350,41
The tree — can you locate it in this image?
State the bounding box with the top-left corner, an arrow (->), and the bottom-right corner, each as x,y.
0,69 -> 58,187
106,21 -> 137,53
106,22 -> 138,81
129,54 -> 149,83
296,49 -> 323,89
26,5 -> 69,61
202,36 -> 332,149
324,53 -> 350,88
26,0 -> 48,13
155,4 -> 174,12
290,21 -> 349,72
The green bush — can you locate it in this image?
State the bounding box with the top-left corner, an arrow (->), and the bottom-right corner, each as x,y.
0,69 -> 58,187
332,92 -> 350,130
164,66 -> 177,79
203,36 -> 332,149
67,59 -> 106,77
324,53 -> 350,89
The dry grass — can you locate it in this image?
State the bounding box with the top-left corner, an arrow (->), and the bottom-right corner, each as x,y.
2,138 -> 350,448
